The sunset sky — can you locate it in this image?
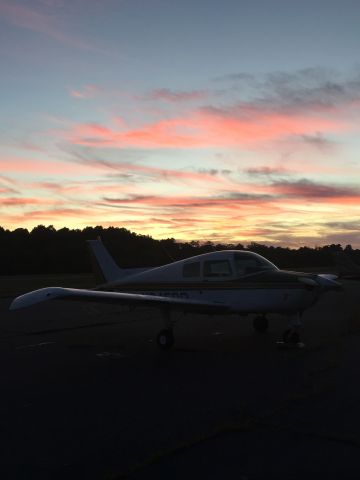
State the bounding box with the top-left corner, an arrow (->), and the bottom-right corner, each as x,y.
1,0 -> 360,247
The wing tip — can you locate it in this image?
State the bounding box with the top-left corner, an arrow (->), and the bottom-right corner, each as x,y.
9,287 -> 66,311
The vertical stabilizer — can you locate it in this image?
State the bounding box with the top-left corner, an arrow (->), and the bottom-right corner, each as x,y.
87,238 -> 124,283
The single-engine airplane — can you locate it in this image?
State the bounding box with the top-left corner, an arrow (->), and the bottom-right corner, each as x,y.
10,239 -> 341,348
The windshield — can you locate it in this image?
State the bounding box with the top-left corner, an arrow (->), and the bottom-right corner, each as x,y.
234,252 -> 278,277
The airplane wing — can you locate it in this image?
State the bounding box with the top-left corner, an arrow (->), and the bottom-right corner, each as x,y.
9,287 -> 230,314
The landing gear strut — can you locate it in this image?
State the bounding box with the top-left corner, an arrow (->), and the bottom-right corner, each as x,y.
253,315 -> 269,332
156,329 -> 174,350
156,310 -> 175,350
278,312 -> 304,349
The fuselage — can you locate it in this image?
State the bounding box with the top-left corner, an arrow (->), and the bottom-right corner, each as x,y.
101,250 -> 328,315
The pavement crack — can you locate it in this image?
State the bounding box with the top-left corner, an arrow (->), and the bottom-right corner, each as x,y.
111,383 -> 359,479
254,418 -> 359,447
112,417 -> 255,479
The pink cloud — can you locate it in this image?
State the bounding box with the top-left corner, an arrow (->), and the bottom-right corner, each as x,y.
99,178 -> 360,220
0,156 -> 109,176
196,108 -> 346,146
64,107 -> 348,150
27,181 -> 87,196
0,156 -> 231,198
0,187 -> 17,194
66,118 -> 201,148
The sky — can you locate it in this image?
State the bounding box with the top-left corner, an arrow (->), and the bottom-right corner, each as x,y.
1,0 -> 360,247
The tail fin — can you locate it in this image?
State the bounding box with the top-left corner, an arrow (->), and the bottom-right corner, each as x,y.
87,238 -> 125,283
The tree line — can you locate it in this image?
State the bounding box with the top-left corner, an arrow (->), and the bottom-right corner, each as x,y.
0,225 -> 358,275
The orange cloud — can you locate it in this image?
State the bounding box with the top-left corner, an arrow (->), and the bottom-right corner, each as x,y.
2,207 -> 94,226
0,197 -> 54,206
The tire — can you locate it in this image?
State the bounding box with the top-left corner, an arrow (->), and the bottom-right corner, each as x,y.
156,329 -> 175,350
253,315 -> 268,332
282,329 -> 300,344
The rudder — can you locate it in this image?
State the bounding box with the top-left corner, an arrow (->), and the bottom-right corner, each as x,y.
87,238 -> 124,284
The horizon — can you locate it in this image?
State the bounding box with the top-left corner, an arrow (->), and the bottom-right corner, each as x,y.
1,223 -> 358,251
1,0 -> 360,247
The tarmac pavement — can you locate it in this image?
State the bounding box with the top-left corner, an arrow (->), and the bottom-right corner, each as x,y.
0,280 -> 359,479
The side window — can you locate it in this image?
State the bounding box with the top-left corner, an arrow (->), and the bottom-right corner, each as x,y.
234,252 -> 276,276
183,262 -> 200,278
203,260 -> 232,277
234,258 -> 259,276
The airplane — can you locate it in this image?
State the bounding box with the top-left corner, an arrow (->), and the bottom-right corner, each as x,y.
9,239 -> 341,349
332,251 -> 360,281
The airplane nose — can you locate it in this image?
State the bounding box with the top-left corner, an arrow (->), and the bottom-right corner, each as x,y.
297,277 -> 318,288
297,275 -> 342,292
315,274 -> 343,292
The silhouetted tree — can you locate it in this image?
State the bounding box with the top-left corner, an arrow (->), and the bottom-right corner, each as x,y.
0,224 -> 358,275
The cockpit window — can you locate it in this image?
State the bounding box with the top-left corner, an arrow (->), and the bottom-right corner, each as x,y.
204,260 -> 233,277
183,262 -> 200,278
234,252 -> 277,277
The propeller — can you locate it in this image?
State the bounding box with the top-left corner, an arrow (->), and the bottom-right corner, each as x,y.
298,274 -> 342,291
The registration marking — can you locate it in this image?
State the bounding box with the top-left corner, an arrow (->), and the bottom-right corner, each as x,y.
16,341 -> 56,350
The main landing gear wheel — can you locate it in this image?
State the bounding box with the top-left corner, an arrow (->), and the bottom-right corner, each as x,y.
252,315 -> 269,332
156,329 -> 175,350
276,329 -> 304,349
282,329 -> 300,344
